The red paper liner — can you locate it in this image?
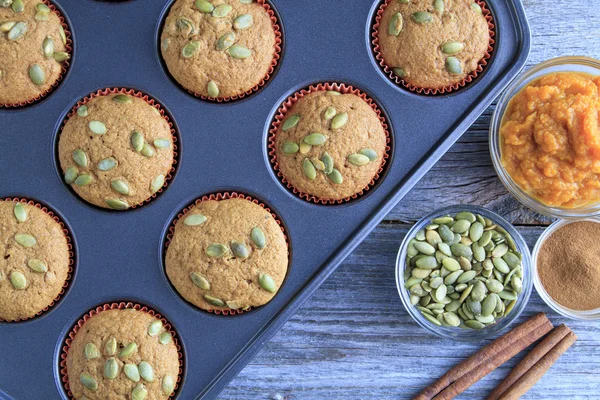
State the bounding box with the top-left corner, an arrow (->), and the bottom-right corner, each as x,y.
0,197 -> 75,322
268,82 -> 392,204
59,301 -> 185,399
371,0 -> 495,95
164,191 -> 290,316
173,0 -> 282,102
59,87 -> 179,210
0,0 -> 73,108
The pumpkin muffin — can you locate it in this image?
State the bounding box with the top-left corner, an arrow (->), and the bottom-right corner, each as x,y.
160,0 -> 277,99
377,0 -> 490,91
66,308 -> 180,399
0,0 -> 70,106
58,93 -> 174,210
0,199 -> 70,321
274,90 -> 387,201
166,197 -> 288,312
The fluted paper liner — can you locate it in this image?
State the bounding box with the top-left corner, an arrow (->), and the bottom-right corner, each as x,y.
167,0 -> 282,102
371,0 -> 495,95
59,301 -> 184,399
268,82 -> 392,204
164,191 -> 290,316
0,0 -> 73,108
59,87 -> 179,210
0,197 -> 75,322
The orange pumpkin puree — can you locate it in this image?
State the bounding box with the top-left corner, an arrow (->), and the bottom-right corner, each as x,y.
500,72 -> 600,207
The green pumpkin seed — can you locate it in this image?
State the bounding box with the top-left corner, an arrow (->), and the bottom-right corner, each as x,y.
84,343 -> 100,360
505,299 -> 517,315
303,158 -> 317,180
442,41 -> 464,55
388,12 -> 403,36
434,0 -> 444,12
28,64 -> 45,85
324,106 -> 336,120
13,202 -> 27,222
331,112 -> 348,129
153,138 -> 171,149
8,21 -> 27,40
422,311 -> 442,326
348,153 -> 370,166
412,11 -> 432,23
328,168 -> 343,184
27,259 -> 47,273
182,41 -> 201,58
89,120 -> 106,135
80,373 -> 98,391
195,0 -> 214,13
451,219 -> 471,233
206,243 -> 228,257
207,80 -> 220,98
502,252 -> 521,269
216,31 -> 235,51
190,272 -> 210,290
359,148 -> 378,161
234,13 -> 253,30
443,312 -> 460,327
416,256 -> 437,270
34,9 -> 48,20
141,143 -> 156,157
486,279 -> 504,293
443,271 -> 463,286
161,38 -> 170,51
124,364 -> 140,382
259,273 -> 277,293
442,257 -> 460,272
162,376 -> 175,396
445,57 -> 462,75
414,241 -> 436,255
239,0 -> 253,3
58,25 -> 66,44
74,174 -> 92,186
212,3 -> 232,17
493,257 -> 510,274
95,157 -> 117,172
426,230 -> 442,246
318,152 -> 332,175
231,240 -> 249,259
450,243 -> 472,258
471,280 -> 487,302
105,337 -> 117,356
282,141 -> 299,154
9,271 -> 26,289
120,342 -> 137,358
469,222 -> 483,242
105,198 -> 129,210
204,294 -> 225,307
64,167 -> 80,184
77,105 -> 88,117
150,175 -> 165,193
111,179 -> 130,195
471,2 -> 482,14
36,3 -> 50,12
138,361 -> 154,382
15,233 -> 36,247
304,133 -> 327,145
11,0 -> 23,12
511,276 -> 522,293
104,358 -> 119,380
228,44 -> 251,59
0,21 -> 16,32
393,67 -> 407,78
282,114 -> 300,131
251,226 -> 266,249
413,268 -> 432,279
111,94 -> 131,104
456,212 -> 476,222
481,294 -> 496,317
146,320 -> 162,337
175,17 -> 195,36
492,243 -> 508,258
457,270 -> 477,284
131,131 -> 144,152
184,214 -> 207,226
42,37 -> 54,58
132,383 -> 148,400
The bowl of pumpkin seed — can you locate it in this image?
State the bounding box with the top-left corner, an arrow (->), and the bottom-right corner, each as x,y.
395,205 -> 532,339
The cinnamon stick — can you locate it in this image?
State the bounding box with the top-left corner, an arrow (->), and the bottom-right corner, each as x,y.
432,321 -> 553,400
487,324 -> 572,400
498,331 -> 577,400
414,313 -> 552,400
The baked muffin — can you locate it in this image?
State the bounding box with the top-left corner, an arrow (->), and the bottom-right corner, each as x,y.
58,92 -> 174,210
377,0 -> 490,91
66,308 -> 180,399
273,90 -> 387,201
166,197 -> 288,312
160,0 -> 278,99
0,199 -> 70,321
0,0 -> 70,106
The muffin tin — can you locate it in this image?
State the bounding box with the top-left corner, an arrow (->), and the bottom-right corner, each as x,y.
0,0 -> 531,398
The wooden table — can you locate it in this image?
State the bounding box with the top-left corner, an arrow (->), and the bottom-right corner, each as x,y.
220,1 -> 600,398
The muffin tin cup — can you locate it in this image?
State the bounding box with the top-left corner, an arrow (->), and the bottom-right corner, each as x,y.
58,301 -> 185,399
0,0 -> 74,108
57,87 -> 180,210
267,82 -> 392,204
0,197 -> 76,323
163,191 -> 290,316
160,0 -> 283,103
371,0 -> 495,95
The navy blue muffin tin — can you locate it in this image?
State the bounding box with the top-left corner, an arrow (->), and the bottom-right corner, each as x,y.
0,0 -> 531,398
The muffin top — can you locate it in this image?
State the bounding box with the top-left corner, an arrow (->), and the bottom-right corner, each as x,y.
165,197 -> 288,312
0,0 -> 70,105
377,0 -> 490,90
0,199 -> 70,321
66,308 -> 180,400
274,90 -> 387,201
160,0 -> 277,99
58,93 -> 174,210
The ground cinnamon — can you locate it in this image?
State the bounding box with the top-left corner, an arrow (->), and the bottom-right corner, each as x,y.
537,221 -> 600,310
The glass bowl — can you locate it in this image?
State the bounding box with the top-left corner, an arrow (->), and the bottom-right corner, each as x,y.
532,219 -> 600,320
490,56 -> 600,219
395,205 -> 533,340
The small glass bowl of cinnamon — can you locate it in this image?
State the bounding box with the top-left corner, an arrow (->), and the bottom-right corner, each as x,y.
532,219 -> 600,320
395,205 -> 533,340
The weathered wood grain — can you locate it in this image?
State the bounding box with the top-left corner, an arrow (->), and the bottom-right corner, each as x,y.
220,1 -> 600,399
